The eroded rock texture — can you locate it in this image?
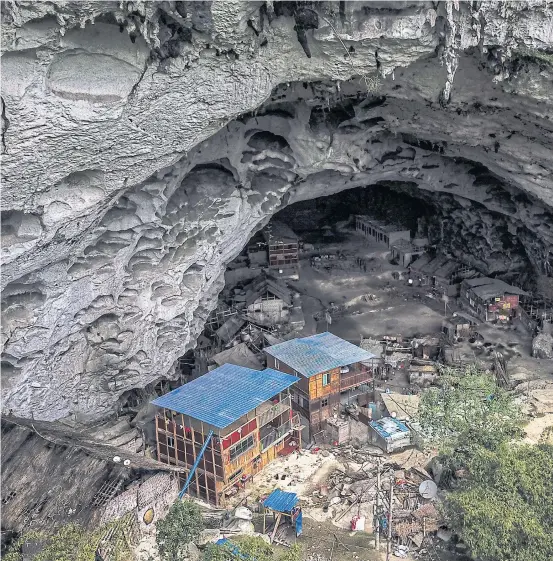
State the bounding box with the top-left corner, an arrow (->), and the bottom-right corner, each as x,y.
1,1 -> 553,420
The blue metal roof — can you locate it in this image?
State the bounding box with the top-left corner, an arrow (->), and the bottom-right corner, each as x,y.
370,417 -> 410,439
263,489 -> 299,512
265,332 -> 376,378
151,364 -> 298,429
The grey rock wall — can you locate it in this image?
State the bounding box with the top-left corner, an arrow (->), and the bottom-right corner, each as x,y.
1,1 -> 552,421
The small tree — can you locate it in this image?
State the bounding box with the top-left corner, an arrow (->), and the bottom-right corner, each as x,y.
416,365 -> 523,455
156,500 -> 204,561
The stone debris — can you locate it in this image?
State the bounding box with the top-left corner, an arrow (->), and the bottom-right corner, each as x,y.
532,332 -> 553,359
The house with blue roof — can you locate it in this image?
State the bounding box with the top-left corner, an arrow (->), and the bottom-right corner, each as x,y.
151,364 -> 300,506
264,333 -> 376,435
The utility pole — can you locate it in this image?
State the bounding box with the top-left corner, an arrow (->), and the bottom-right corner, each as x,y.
375,461 -> 381,550
386,474 -> 394,561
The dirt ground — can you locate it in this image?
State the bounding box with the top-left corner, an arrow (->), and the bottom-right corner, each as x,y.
291,233 -> 446,341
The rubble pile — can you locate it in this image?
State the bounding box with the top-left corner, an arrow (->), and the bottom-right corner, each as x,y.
532,332 -> 553,359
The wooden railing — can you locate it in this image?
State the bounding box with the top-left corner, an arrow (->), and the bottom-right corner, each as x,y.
340,367 -> 372,391
258,396 -> 291,428
260,419 -> 292,451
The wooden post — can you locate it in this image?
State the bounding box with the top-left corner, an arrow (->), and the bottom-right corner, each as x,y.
270,512 -> 282,543
181,414 -> 188,494
201,421 -> 210,504
172,414 -> 179,467
210,429 -> 217,505
190,420 -> 201,498
375,461 -> 381,550
155,415 -> 161,463
386,475 -> 394,561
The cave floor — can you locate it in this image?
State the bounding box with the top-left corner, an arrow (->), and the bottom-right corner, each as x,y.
290,233 -> 451,341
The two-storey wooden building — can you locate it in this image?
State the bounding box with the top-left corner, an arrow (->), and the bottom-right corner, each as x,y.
460,277 -> 528,323
263,221 -> 299,279
152,364 -> 299,506
264,333 -> 376,435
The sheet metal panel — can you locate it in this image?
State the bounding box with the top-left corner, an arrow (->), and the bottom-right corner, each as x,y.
263,488 -> 299,512
265,332 -> 376,378
152,364 -> 297,429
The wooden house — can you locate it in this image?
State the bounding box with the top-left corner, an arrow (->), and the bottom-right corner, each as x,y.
355,215 -> 410,248
460,277 -> 529,323
263,221 -> 299,278
152,364 -> 300,506
264,333 -> 376,435
442,315 -> 473,341
242,273 -> 293,327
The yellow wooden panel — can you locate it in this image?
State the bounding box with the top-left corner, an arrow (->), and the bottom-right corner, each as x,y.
309,369 -> 340,399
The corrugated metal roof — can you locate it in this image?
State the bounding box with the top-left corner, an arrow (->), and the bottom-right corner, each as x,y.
370,417 -> 410,439
151,365 -> 298,429
265,333 -> 376,378
263,489 -> 299,512
464,277 -> 528,299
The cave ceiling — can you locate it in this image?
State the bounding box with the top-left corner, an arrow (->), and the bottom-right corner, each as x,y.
1,1 -> 553,421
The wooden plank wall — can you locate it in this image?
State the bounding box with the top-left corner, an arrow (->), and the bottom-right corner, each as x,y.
308,368 -> 340,399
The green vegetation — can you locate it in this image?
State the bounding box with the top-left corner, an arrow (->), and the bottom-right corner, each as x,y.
417,365 -> 553,561
2,520 -> 131,561
204,537 -> 302,561
417,365 -> 523,454
156,500 -> 204,561
444,443 -> 553,561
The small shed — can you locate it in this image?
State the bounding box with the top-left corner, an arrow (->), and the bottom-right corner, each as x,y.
408,363 -> 438,385
412,337 -> 440,360
326,417 -> 350,444
442,316 -> 473,341
262,489 -> 302,541
369,417 -> 412,453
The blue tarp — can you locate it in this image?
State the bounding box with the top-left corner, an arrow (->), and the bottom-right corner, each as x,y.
151,364 -> 297,429
265,332 -> 376,378
263,489 -> 299,513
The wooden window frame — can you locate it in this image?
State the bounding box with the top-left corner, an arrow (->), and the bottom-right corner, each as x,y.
322,373 -> 330,386
229,435 -> 255,462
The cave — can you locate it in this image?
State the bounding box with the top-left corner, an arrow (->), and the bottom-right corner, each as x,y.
1,1 -> 553,424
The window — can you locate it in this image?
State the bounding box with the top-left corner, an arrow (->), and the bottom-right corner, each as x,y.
229,435 -> 255,462
167,436 -> 175,448
274,359 -> 280,369
322,373 -> 330,386
228,468 -> 243,482
321,398 -> 329,407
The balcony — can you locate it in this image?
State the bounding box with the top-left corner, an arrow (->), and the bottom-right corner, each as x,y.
260,414 -> 300,451
257,396 -> 291,428
340,365 -> 372,391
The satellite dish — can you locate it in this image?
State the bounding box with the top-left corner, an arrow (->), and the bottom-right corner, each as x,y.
123,459 -> 131,466
113,456 -> 121,463
391,411 -> 397,418
419,480 -> 438,499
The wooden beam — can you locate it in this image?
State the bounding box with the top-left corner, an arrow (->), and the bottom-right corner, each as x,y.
155,414 -> 161,463
172,414 -> 179,468
201,421 -> 210,504
190,420 -> 201,498
270,513 -> 282,543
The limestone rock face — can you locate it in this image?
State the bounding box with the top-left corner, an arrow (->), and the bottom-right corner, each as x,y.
1,1 -> 553,420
